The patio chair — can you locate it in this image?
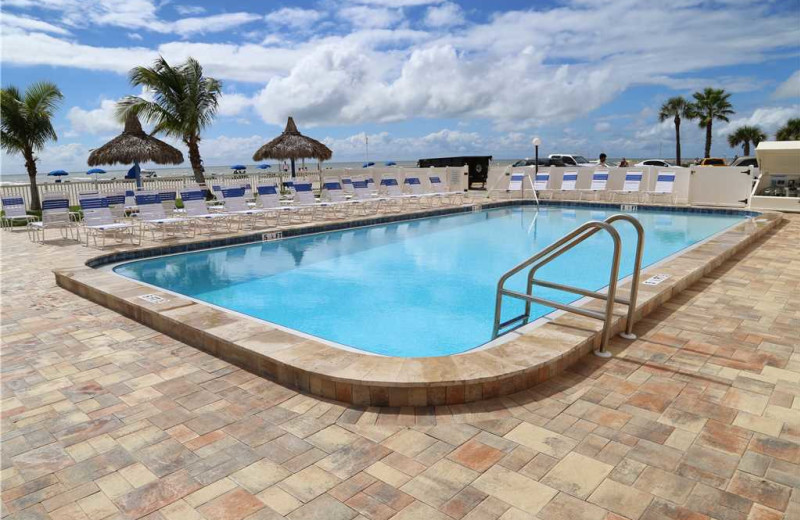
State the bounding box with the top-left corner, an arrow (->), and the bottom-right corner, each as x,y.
643,171 -> 677,204
27,192 -> 77,243
1,196 -> 37,229
134,191 -> 192,241
79,196 -> 137,248
552,171 -> 578,200
428,174 -> 463,205
219,187 -> 268,229
255,184 -> 295,226
179,188 -> 230,235
578,171 -> 609,201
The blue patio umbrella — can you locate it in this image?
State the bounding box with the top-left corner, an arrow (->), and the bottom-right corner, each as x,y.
230,164 -> 246,170
48,169 -> 68,183
257,164 -> 271,169
384,161 -> 397,166
87,167 -> 106,185
362,162 -> 375,168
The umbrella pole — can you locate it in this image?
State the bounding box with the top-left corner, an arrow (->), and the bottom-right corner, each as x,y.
291,158 -> 296,178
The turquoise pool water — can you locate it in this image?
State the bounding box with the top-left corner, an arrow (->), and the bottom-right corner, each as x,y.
114,206 -> 747,357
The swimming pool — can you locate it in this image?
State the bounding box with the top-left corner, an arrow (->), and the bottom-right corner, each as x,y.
113,206 -> 748,357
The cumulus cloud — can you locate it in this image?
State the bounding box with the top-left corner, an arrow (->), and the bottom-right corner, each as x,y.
265,7 -> 325,28
773,70 -> 800,99
716,105 -> 800,136
217,93 -> 254,117
66,99 -> 120,136
1,13 -> 70,35
424,2 -> 465,28
338,5 -> 404,29
174,5 -> 206,16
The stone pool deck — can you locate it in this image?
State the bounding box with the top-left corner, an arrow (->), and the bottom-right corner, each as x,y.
1,211 -> 799,519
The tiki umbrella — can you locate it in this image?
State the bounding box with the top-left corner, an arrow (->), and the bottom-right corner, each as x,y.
252,117 -> 332,178
88,113 -> 184,188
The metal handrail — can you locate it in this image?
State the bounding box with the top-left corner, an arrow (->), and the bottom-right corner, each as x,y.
492,214 -> 645,356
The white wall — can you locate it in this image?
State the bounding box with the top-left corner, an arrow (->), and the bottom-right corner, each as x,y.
688,167 -> 754,207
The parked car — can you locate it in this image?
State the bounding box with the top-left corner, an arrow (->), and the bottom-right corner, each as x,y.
697,158 -> 727,166
548,154 -> 593,167
634,159 -> 672,167
730,156 -> 758,168
511,158 -> 564,167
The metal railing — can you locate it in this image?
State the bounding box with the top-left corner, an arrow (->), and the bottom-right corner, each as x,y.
492,214 -> 644,356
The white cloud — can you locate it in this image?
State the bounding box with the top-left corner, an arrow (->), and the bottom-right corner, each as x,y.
172,13 -> 262,37
217,93 -> 253,117
0,13 -> 71,35
265,7 -> 324,28
424,2 -> 464,28
127,32 -> 142,40
174,5 -> 206,16
338,5 -> 404,29
595,122 -> 611,132
717,105 -> 800,136
351,0 -> 443,6
773,70 -> 800,99
66,99 -> 120,136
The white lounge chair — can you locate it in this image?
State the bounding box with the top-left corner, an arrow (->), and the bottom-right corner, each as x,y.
380,175 -> 416,211
578,171 -> 609,201
179,188 -> 230,235
321,178 -> 357,218
79,196 -> 137,247
340,175 -> 355,198
105,192 -> 128,221
609,171 -> 644,202
255,184 -> 295,226
552,171 -> 578,200
402,174 -> 436,208
643,171 -> 677,204
428,174 -> 462,205
1,196 -> 37,229
219,187 -> 268,229
290,181 -> 327,222
134,191 -> 192,240
158,190 -> 178,214
27,193 -> 77,242
350,177 -> 384,215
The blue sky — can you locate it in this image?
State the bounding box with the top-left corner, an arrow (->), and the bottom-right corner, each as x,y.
1,0 -> 799,173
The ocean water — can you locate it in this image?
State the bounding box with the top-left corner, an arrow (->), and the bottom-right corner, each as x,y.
114,206 -> 746,357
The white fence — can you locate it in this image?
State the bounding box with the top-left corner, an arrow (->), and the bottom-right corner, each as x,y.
487,166 -> 756,207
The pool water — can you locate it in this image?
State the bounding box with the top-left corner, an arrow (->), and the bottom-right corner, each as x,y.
114,206 -> 747,357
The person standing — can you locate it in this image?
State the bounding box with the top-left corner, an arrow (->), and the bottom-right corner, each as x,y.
597,153 -> 609,168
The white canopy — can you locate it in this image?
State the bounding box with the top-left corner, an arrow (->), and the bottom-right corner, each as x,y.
755,141 -> 800,174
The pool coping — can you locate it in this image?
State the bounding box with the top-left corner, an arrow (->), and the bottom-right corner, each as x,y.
54,200 -> 783,407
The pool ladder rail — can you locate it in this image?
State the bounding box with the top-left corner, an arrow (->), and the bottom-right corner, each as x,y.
492,213 -> 644,357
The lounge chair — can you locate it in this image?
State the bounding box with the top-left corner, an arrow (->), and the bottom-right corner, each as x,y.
491,171 -> 533,199
341,176 -> 355,198
255,184 -> 295,226
379,174 -> 415,212
609,171 -> 644,202
578,171 -> 609,201
158,190 -> 178,214
321,178 -> 357,218
643,171 -> 677,204
134,191 -> 192,240
219,187 -> 268,229
552,171 -> 578,200
428,174 -> 463,205
292,181 -> 336,221
1,196 -> 37,229
27,192 -> 77,242
350,177 -> 384,215
179,188 -> 230,235
105,191 -> 128,220
79,196 -> 137,248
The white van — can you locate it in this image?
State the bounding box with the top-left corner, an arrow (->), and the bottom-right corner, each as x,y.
548,154 -> 594,167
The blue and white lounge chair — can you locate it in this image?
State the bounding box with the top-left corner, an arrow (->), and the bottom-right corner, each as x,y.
180,188 -> 230,235
428,174 -> 462,205
292,181 -> 335,221
255,184 -> 295,226
578,171 -> 609,201
79,196 -> 137,247
27,192 -> 77,242
219,187 -> 267,229
402,174 -> 434,208
379,174 -> 414,212
321,178 -> 357,218
135,191 -> 192,240
158,190 -> 178,214
1,196 -> 37,229
533,171 -> 553,200
350,177 -> 384,215
609,171 -> 644,202
643,171 -> 677,204
340,176 -> 355,197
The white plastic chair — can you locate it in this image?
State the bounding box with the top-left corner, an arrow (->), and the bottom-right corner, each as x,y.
578,171 -> 609,201
180,188 -> 230,235
27,193 -> 77,242
428,174 -> 463,205
134,191 -> 192,240
255,184 -> 295,226
1,196 -> 37,229
553,171 -> 578,200
79,196 -> 137,247
644,171 -> 677,204
610,171 -> 644,202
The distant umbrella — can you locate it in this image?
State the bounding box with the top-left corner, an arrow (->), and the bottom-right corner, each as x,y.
48,170 -> 69,176
257,164 -> 271,169
88,113 -> 184,187
230,164 -> 246,170
252,117 -> 332,177
86,168 -> 106,174
384,161 -> 396,166
362,162 -> 375,168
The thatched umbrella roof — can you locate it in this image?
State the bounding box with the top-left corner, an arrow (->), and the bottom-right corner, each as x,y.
252,117 -> 332,163
87,113 -> 184,166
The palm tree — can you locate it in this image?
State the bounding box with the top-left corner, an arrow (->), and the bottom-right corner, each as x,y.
692,88 -> 735,158
727,125 -> 766,156
1,82 -> 63,211
658,96 -> 694,166
116,57 -> 221,184
776,118 -> 800,141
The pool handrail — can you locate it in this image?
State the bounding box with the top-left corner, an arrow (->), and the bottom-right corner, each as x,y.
492,213 -> 644,356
